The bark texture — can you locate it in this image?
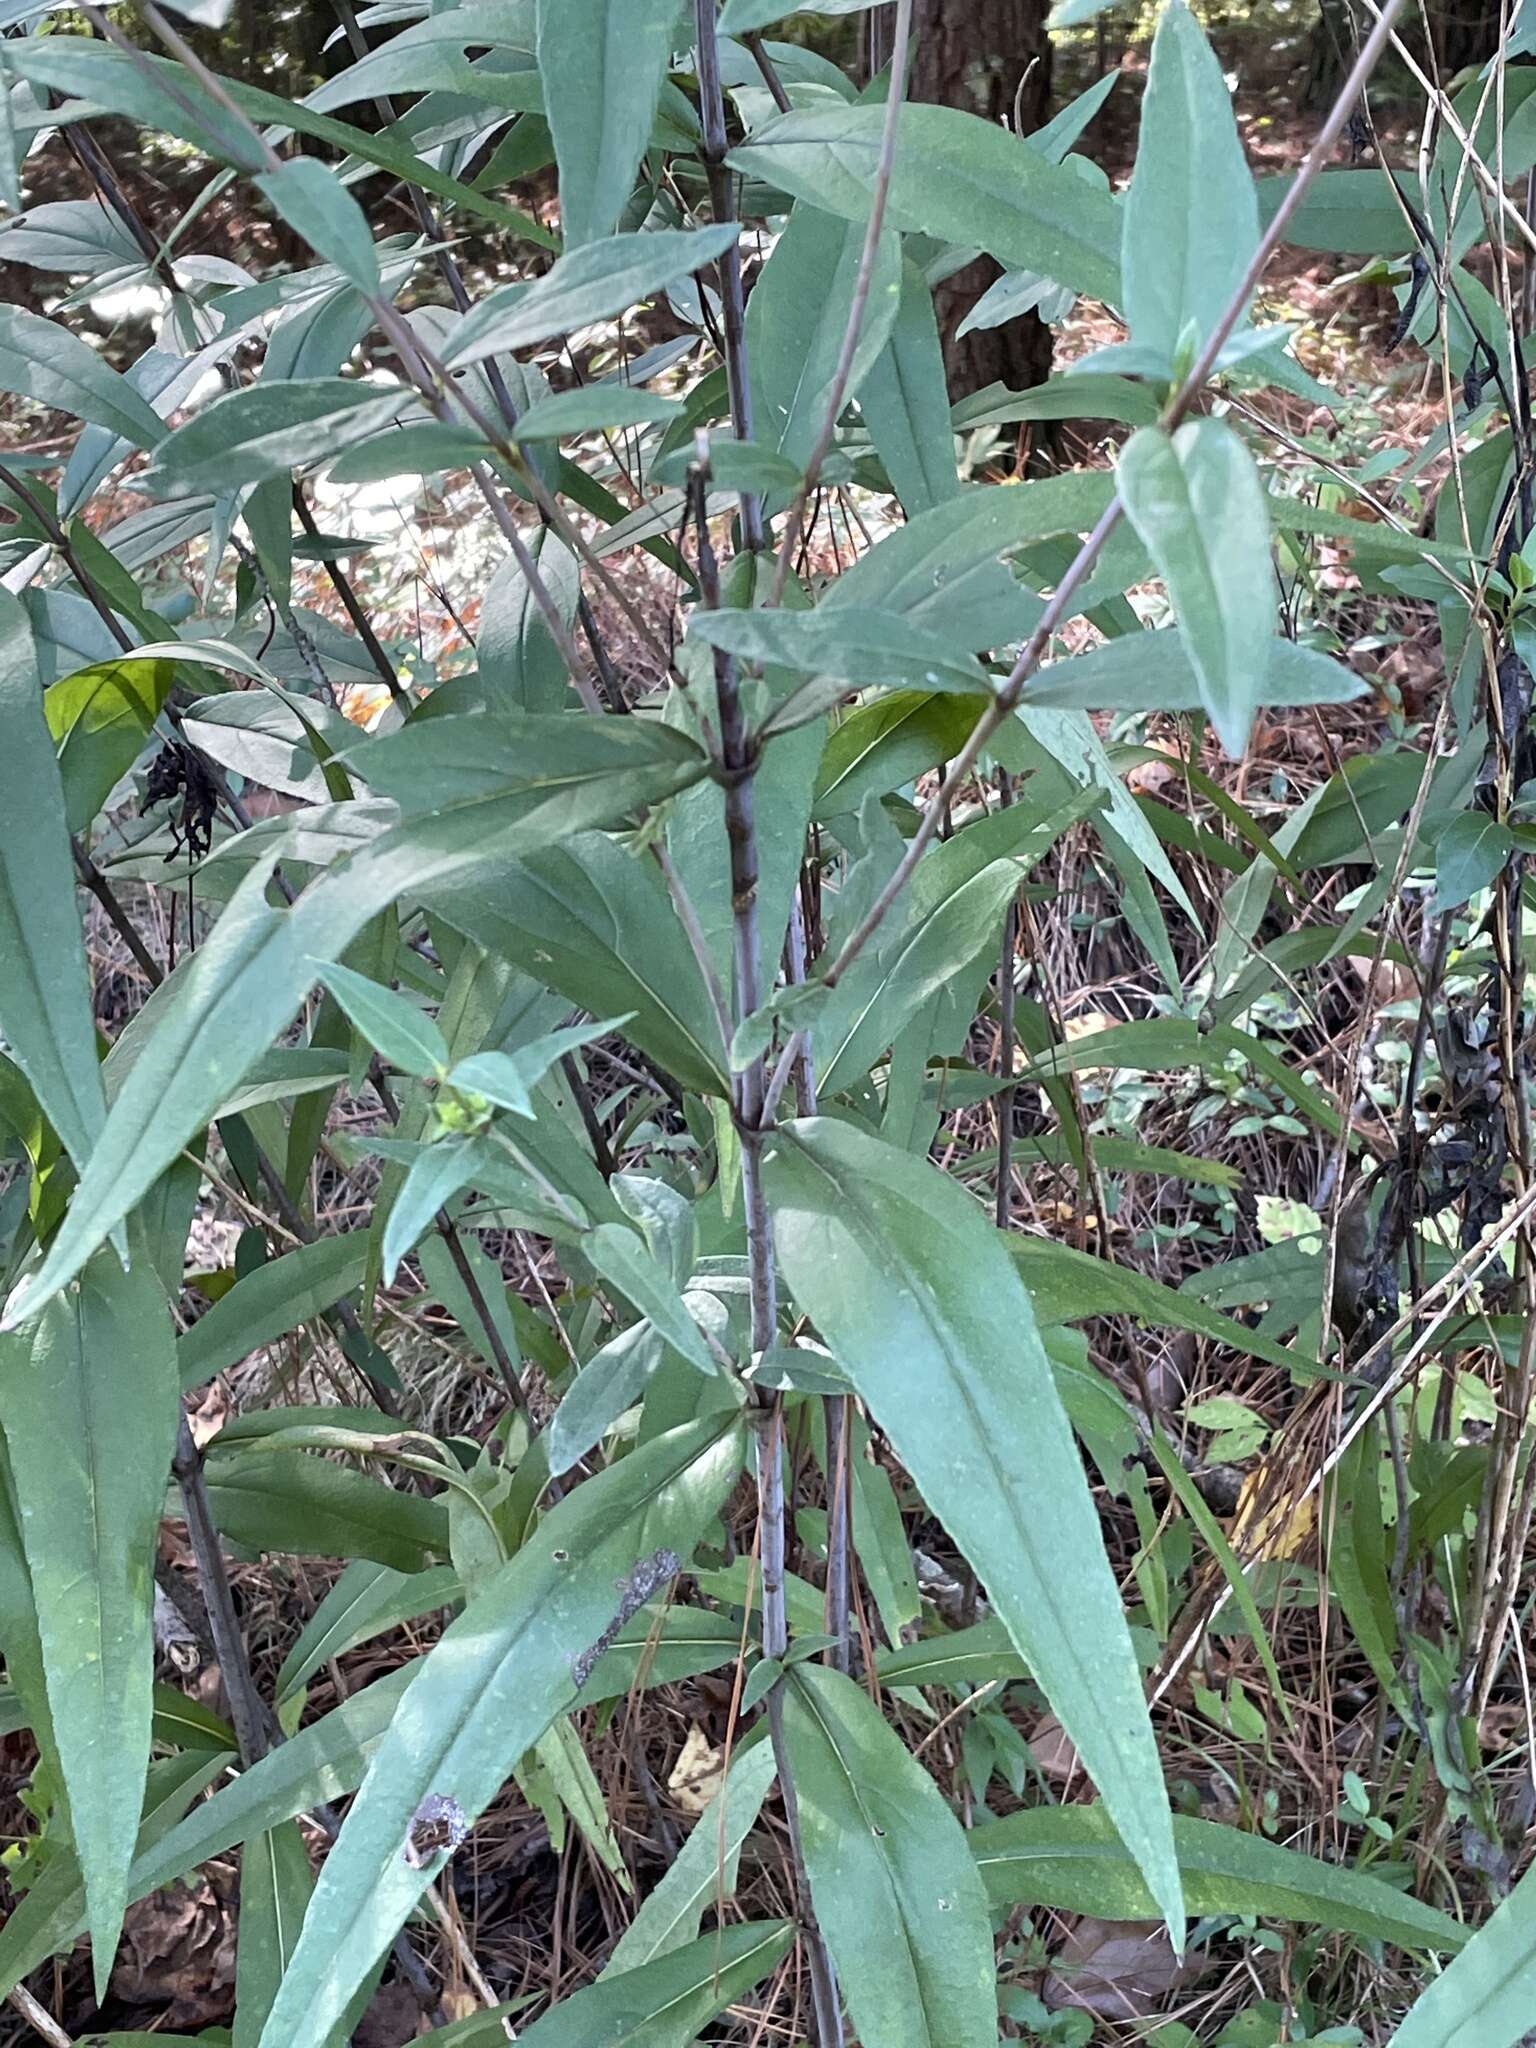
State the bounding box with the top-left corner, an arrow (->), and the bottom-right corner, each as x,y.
908,0 -> 1056,399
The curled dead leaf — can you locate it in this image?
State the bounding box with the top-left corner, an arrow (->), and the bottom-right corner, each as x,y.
1043,1916 -> 1187,2020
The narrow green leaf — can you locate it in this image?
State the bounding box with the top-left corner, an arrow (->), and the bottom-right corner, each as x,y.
860,257 -> 960,514
254,1416 -> 744,2048
729,104 -> 1122,306
604,1740 -> 777,1973
445,227 -> 738,370
514,384 -> 684,440
784,1662 -> 997,2046
747,202 -> 902,479
256,157 -> 381,293
0,1247 -> 178,1993
1122,0 -> 1259,361
973,1805 -> 1466,1952
1388,1843 -> 1536,2044
1026,629 -> 1365,713
449,1016 -> 624,1121
585,1223 -> 723,1379
825,468 -> 1112,643
0,305 -> 166,447
548,1322 -> 663,1477
276,1561 -> 461,1704
691,605 -> 988,695
766,1119 -> 1184,1945
203,1450 -> 449,1571
876,1618 -> 1028,1691
177,1233 -> 369,1390
1117,419 -> 1274,756
0,590 -> 108,1173
0,1665 -> 417,2001
326,420 -> 494,483
313,963 -> 449,1078
234,1822 -> 315,2048
536,0 -> 680,247
149,379 -> 405,492
505,1921 -> 793,2047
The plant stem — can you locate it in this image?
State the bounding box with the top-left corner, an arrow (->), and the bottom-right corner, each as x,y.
171,1414 -> 275,1765
694,0 -> 765,552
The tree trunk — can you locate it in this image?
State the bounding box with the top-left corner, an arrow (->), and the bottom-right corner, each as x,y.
906,0 -> 1055,399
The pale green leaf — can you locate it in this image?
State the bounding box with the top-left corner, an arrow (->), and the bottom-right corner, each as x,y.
253,1416 -> 743,2048
973,1804 -> 1466,1951
728,104 -> 1122,306
604,1740 -> 777,1973
177,1233 -> 369,1390
314,963 -> 449,1078
444,227 -> 738,370
784,1662 -> 997,2046
0,304 -> 166,448
536,0 -> 680,247
0,590 -> 108,1173
746,202 -> 902,481
0,1248 -> 178,1993
1117,419 -> 1273,756
766,1118 -> 1184,1944
256,157 -> 380,294
1122,0 -> 1259,360
507,1921 -> 793,2047
860,257 -> 961,514
1389,1855 -> 1536,2046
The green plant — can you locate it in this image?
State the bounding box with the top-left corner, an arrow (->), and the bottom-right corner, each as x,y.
3,0 -> 1536,2042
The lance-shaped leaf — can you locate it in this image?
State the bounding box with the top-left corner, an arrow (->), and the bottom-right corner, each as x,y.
728,104 -> 1122,307
1389,1856 -> 1536,2047
0,1247 -> 178,1993
254,1415 -> 744,2048
444,227 -> 738,369
765,1117 -> 1184,1945
973,1805 -> 1466,1952
1117,419 -> 1273,758
746,201 -> 901,481
784,1663 -> 997,2047
1122,0 -> 1259,361
860,258 -> 961,515
148,379 -> 409,492
0,1664 -> 416,1999
0,305 -> 166,447
688,605 -> 989,696
480,1921 -> 793,2047
177,1233 -> 369,1390
0,590 -> 108,1174
604,1739 -> 777,1974
537,0 -> 680,248
255,157 -> 380,294
233,1822 -> 315,2048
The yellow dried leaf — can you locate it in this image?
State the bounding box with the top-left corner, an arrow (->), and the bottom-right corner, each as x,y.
667,1723 -> 725,1815
1231,1465 -> 1315,1560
